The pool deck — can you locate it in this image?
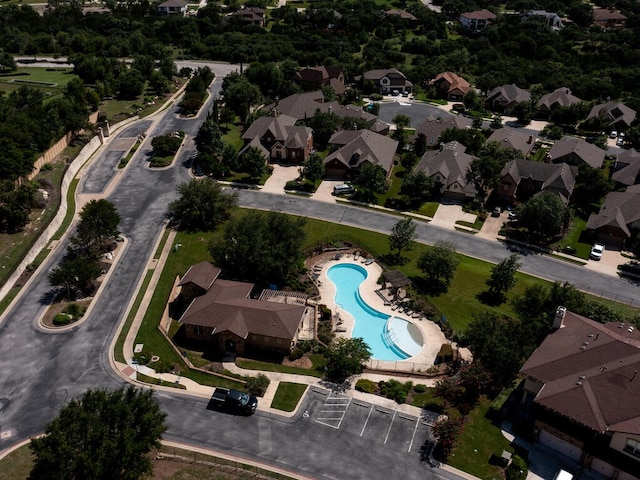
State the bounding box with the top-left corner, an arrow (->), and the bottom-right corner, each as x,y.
314,255 -> 449,373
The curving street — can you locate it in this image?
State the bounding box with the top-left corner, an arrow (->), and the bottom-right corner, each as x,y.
0,62 -> 638,479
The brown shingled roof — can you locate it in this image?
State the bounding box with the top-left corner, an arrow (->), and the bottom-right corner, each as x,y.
521,310 -> 640,434
178,262 -> 221,290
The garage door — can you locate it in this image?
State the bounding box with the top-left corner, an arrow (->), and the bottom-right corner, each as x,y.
539,431 -> 582,461
591,457 -> 614,478
618,471 -> 640,480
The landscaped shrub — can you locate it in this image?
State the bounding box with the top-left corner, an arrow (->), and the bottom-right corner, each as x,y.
355,379 -> 377,394
246,373 -> 270,397
288,348 -> 304,361
53,313 -> 73,326
436,344 -> 454,364
505,455 -> 528,480
378,379 -> 412,403
414,384 -> 427,393
319,305 -> 332,320
64,302 -> 85,319
317,320 -> 334,345
297,340 -> 314,353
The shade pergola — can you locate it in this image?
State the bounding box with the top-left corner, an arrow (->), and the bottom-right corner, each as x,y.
382,270 -> 411,289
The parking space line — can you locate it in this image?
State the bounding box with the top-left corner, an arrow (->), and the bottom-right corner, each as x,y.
316,396 -> 351,429
360,405 -> 373,436
408,415 -> 421,452
384,411 -> 396,444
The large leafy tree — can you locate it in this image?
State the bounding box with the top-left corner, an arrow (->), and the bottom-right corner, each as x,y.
570,164 -> 613,217
29,386 -> 167,480
467,142 -> 522,199
301,153 -> 325,182
518,192 -> 571,241
325,337 -> 372,383
72,199 -> 121,258
400,171 -> 434,208
221,72 -> 262,121
417,240 -> 459,295
237,146 -> 268,180
484,253 -> 521,305
209,210 -> 306,285
168,178 -> 237,232
353,163 -> 389,203
388,217 -> 417,262
48,254 -> 102,299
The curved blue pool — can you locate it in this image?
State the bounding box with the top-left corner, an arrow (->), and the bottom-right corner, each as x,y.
327,263 -> 423,361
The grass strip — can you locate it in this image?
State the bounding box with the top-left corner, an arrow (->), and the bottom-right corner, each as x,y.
236,358 -> 324,378
270,382 -> 307,412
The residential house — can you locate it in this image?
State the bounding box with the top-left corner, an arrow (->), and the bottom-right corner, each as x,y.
356,69 -> 413,95
523,10 -> 563,28
592,8 -> 627,29
429,72 -> 471,101
414,141 -> 477,201
587,101 -> 637,131
239,115 -> 313,164
264,91 -> 390,134
294,66 -> 345,95
485,84 -> 531,114
413,113 -> 471,149
157,0 -> 187,16
231,7 -> 265,27
459,9 -> 497,31
324,130 -> 398,178
612,149 -> 640,187
537,88 -> 582,117
385,9 -> 417,23
494,159 -> 577,205
176,262 -> 308,355
520,307 -> 640,480
586,185 -> 640,246
486,128 -> 536,158
546,136 -> 606,169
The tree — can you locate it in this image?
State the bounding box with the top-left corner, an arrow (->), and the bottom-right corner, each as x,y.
237,146 -> 268,180
413,133 -> 427,157
209,210 -> 306,285
325,337 -> 371,383
484,253 -> 521,305
432,416 -> 463,462
301,153 -> 324,182
72,199 -> 121,258
400,170 -> 434,207
117,68 -> 145,100
48,254 -> 102,299
417,241 -> 459,294
168,178 -> 237,232
467,141 -> 522,198
392,113 -> 411,150
490,115 -> 503,130
151,133 -> 182,157
388,217 -> 417,262
353,163 -> 389,203
305,110 -> 339,148
29,386 -> 166,480
519,192 -> 571,241
221,72 -> 262,121
195,116 -> 224,157
570,164 -> 613,216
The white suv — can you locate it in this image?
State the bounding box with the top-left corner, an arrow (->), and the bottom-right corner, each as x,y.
590,243 -> 605,260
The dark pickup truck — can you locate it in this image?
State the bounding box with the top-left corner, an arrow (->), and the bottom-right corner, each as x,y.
209,388 -> 258,415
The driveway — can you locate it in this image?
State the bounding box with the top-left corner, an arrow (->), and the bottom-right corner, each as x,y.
430,204 -> 477,230
261,163 -> 301,194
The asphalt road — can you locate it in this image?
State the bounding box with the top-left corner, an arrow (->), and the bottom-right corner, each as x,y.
0,61 -> 638,479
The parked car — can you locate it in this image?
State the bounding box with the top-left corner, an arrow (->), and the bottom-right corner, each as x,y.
590,243 -> 605,260
508,211 -> 517,220
333,184 -> 355,196
609,131 -> 618,139
617,132 -> 625,146
452,103 -> 466,113
209,388 -> 258,415
492,206 -> 502,217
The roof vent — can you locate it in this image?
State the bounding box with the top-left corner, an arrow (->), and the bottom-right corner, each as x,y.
580,346 -> 586,350
588,333 -> 594,338
579,375 -> 586,379
583,341 -> 589,346
576,381 -> 582,385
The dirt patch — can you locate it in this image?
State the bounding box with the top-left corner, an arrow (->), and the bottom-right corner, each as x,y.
282,355 -> 313,369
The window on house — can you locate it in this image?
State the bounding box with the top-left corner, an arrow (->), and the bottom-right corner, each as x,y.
276,339 -> 281,344
264,337 -> 270,342
194,326 -> 203,335
252,335 -> 257,340
624,439 -> 640,457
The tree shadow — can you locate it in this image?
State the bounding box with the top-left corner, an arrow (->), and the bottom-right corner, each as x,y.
477,290 -> 505,306
411,276 -> 449,296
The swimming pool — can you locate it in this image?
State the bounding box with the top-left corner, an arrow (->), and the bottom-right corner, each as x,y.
327,263 -> 424,361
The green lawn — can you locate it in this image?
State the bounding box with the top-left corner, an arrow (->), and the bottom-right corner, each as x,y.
448,396 -> 512,480
270,382 -> 308,411
236,358 -> 324,378
222,122 -> 244,150
0,443 -> 34,480
559,217 -> 591,259
0,67 -> 77,102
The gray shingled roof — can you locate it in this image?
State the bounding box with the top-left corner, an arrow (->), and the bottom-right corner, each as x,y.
486,84 -> 531,105
612,149 -> 640,186
500,159 -> 577,204
587,188 -> 640,238
547,136 -> 606,169
486,128 -> 536,157
413,113 -> 471,146
325,129 -> 398,175
521,310 -> 640,435
537,87 -> 582,112
242,115 -> 297,142
414,141 -> 477,197
587,101 -> 637,129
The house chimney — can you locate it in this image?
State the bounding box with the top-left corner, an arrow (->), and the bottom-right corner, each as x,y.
328,105 -> 332,115
553,306 -> 567,329
528,134 -> 533,144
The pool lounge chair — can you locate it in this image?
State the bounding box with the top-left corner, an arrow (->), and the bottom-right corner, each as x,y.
364,258 -> 374,265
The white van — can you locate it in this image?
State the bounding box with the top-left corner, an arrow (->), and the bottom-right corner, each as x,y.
333,184 -> 355,196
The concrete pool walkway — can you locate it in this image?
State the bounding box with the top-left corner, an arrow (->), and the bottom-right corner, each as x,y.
313,254 -> 454,372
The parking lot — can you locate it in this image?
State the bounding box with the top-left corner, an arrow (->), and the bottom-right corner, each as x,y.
305,389 -> 438,454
